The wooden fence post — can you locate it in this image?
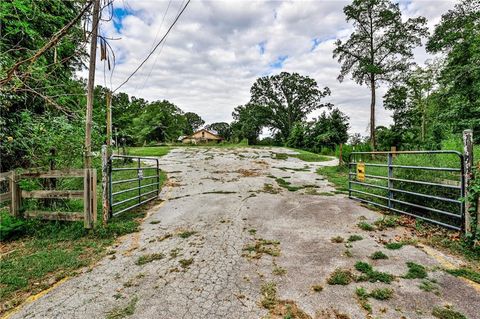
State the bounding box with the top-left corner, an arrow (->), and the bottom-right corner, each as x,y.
102,145 -> 110,224
477,161 -> 480,232
338,143 -> 343,166
463,129 -> 473,234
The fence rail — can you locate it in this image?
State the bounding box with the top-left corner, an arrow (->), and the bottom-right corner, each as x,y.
348,150 -> 465,231
0,168 -> 97,228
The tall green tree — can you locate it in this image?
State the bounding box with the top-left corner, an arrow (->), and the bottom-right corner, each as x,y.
205,122 -> 232,140
0,0 -> 89,170
249,72 -> 331,141
333,0 -> 428,149
184,112 -> 205,135
426,0 -> 480,141
383,64 -> 437,146
231,103 -> 268,145
132,100 -> 186,144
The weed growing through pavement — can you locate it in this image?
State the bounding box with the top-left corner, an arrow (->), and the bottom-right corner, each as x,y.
355,261 -> 394,284
331,236 -> 344,243
347,235 -> 363,242
403,262 -> 428,279
357,222 -> 375,231
179,258 -> 194,269
327,269 -> 354,285
178,230 -> 197,238
106,296 -> 138,319
136,253 -> 165,265
370,251 -> 389,260
432,306 -> 467,319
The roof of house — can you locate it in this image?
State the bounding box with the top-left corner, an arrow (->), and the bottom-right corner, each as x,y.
179,128 -> 223,141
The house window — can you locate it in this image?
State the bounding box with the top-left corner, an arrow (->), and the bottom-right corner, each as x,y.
202,132 -> 205,138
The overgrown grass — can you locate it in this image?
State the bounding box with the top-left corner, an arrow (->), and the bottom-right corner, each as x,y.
316,165 -> 349,192
127,146 -> 171,157
288,149 -> 331,162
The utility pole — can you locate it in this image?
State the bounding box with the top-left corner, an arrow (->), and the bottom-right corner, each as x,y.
84,0 -> 101,228
85,0 -> 100,169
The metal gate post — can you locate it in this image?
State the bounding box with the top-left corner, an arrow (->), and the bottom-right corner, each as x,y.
463,129 -> 473,233
348,153 -> 353,199
156,159 -> 160,197
102,145 -> 109,224
138,158 -> 142,204
387,152 -> 393,209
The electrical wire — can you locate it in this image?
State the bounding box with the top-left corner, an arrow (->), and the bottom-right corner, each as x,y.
113,0 -> 191,93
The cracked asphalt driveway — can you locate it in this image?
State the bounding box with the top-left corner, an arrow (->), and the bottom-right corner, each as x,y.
10,147 -> 480,319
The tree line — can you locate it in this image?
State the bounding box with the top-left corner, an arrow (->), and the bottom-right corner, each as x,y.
1,0 -> 479,172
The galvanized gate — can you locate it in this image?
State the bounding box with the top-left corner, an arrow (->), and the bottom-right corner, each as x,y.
108,155 -> 161,217
348,151 -> 465,230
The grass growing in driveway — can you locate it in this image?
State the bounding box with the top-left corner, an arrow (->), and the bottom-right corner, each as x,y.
316,165 -> 349,192
289,149 -> 331,162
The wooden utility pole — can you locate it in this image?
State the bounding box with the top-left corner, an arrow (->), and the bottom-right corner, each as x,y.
84,0 -> 101,228
85,0 -> 100,169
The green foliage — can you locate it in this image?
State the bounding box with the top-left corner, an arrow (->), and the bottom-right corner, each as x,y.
370,251 -> 389,260
426,0 -> 480,142
127,146 -> 171,157
369,287 -> 393,300
355,261 -> 394,283
403,262 -> 428,279
385,242 -> 404,250
184,112 -> 205,135
205,122 -> 232,141
357,222 -> 375,231
432,306 -> 467,319
136,253 -> 165,266
249,72 -> 332,141
327,269 -> 354,285
0,211 -> 26,241
334,0 -> 428,146
231,103 -> 268,144
347,235 -> 363,242
286,108 -> 350,153
446,268 -> 480,284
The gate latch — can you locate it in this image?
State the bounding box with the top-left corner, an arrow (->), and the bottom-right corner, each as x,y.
138,169 -> 144,180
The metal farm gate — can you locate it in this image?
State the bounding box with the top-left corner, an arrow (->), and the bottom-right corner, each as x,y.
107,154 -> 161,218
348,150 -> 465,230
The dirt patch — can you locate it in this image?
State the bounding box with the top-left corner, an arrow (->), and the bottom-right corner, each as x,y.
268,300 -> 312,319
165,180 -> 183,187
236,168 -> 261,177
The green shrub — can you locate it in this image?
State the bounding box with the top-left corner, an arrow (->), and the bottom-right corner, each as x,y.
369,288 -> 393,300
347,235 -> 363,242
385,242 -> 404,250
432,306 -> 466,319
370,251 -> 389,260
327,269 -> 354,285
0,211 -> 26,241
357,222 -> 375,231
404,262 -> 428,279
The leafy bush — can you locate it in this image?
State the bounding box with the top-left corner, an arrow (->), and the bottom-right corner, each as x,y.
0,211 -> 26,241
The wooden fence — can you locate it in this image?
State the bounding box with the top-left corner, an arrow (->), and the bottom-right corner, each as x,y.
0,169 -> 97,228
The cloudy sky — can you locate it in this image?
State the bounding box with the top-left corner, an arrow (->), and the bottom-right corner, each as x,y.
92,0 -> 456,136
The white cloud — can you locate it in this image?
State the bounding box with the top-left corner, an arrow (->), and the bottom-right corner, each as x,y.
84,0 -> 455,136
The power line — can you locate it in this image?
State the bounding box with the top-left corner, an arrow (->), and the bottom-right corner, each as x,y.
113,0 -> 191,93
134,0 -> 174,94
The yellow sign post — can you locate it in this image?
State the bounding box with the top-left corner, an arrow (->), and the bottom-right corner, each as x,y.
356,162 -> 365,182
